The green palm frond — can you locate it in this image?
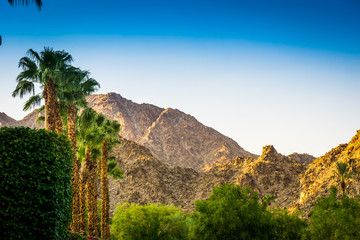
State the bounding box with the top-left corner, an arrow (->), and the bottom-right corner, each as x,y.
12,80 -> 35,98
23,94 -> 42,111
35,116 -> 45,125
18,56 -> 37,70
109,167 -> 124,180
8,0 -> 42,10
37,105 -> 45,113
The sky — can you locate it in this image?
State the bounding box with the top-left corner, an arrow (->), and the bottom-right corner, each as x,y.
0,0 -> 359,157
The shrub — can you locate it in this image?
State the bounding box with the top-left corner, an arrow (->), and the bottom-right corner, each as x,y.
0,127 -> 73,239
189,183 -> 275,240
111,203 -> 189,240
271,208 -> 308,240
306,186 -> 360,240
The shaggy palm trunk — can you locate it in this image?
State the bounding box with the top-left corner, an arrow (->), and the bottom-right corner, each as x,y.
43,78 -> 62,133
101,140 -> 110,239
54,99 -> 63,134
87,155 -> 99,238
68,104 -> 80,232
43,80 -> 55,131
79,147 -> 91,235
341,179 -> 346,196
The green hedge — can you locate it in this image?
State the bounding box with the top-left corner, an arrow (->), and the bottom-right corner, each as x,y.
0,127 -> 73,239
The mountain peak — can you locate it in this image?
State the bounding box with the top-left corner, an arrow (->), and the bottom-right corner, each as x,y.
260,145 -> 279,160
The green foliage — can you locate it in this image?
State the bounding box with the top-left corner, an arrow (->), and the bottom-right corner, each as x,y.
271,208 -> 308,240
189,183 -> 275,240
306,186 -> 360,240
0,127 -> 73,240
111,203 -> 189,240
108,160 -> 124,180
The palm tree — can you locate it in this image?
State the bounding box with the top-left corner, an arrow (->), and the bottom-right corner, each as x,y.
77,108 -> 105,237
333,161 -> 354,196
8,0 -> 42,9
99,119 -> 120,239
56,67 -> 100,232
12,47 -> 72,132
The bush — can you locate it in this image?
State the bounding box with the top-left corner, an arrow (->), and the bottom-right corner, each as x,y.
111,203 -> 189,240
271,208 -> 308,240
306,186 -> 360,240
189,183 -> 275,240
0,127 -> 73,240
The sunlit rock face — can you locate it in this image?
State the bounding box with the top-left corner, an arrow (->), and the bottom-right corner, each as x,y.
107,142 -> 308,215
287,152 -> 315,165
296,130 -> 360,212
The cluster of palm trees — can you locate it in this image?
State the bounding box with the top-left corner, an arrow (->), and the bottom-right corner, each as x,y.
12,47 -> 120,239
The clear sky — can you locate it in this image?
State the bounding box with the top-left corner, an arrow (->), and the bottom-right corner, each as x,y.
1,0 -> 359,157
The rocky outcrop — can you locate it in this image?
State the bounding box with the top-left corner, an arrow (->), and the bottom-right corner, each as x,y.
197,145 -> 306,208
296,130 -> 360,212
287,153 -> 315,165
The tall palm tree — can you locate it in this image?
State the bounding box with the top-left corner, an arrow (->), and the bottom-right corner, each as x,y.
12,47 -> 72,132
8,0 -> 42,9
99,119 -> 120,239
77,108 -> 105,237
333,161 -> 354,196
56,67 -> 100,232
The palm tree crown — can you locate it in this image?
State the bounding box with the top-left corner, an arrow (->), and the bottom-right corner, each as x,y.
12,47 -> 73,131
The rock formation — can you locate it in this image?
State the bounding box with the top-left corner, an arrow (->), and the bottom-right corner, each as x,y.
107,139 -> 307,214
296,130 -> 360,211
287,153 -> 315,165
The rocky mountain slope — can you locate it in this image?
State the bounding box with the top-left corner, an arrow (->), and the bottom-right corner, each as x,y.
296,130 -> 360,211
0,113 -> 19,127
287,153 -> 315,165
87,93 -> 257,170
107,138 -> 308,215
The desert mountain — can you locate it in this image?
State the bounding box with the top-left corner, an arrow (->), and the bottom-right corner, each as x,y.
287,153 -> 315,165
0,112 -> 19,127
87,92 -> 257,170
0,110 -> 43,129
296,130 -> 360,211
107,139 -> 307,215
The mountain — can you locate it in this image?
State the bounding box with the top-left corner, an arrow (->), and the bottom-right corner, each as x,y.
296,130 -> 360,211
0,112 -> 19,127
87,93 -> 257,170
0,110 -> 43,129
107,140 -> 307,215
287,153 -> 315,165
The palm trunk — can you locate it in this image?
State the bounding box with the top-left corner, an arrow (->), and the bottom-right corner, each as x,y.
68,104 -> 80,232
87,154 -> 99,238
101,140 -> 110,239
54,98 -> 63,134
79,146 -> 91,235
44,78 -> 57,131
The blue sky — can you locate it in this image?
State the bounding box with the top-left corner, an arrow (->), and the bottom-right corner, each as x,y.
1,0 -> 359,156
